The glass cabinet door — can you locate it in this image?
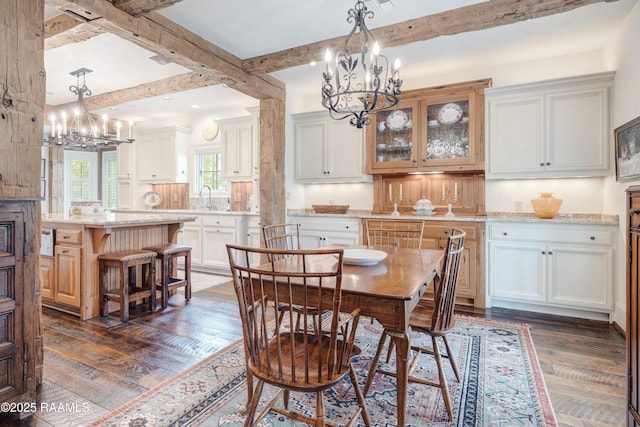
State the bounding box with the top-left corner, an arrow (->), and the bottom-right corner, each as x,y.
368,99 -> 420,170
420,94 -> 476,167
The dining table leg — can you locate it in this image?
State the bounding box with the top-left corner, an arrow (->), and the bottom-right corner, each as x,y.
388,328 -> 411,426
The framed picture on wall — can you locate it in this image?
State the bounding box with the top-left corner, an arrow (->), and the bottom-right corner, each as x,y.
615,115 -> 640,181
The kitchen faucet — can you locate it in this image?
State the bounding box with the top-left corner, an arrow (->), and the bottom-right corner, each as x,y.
199,185 -> 213,210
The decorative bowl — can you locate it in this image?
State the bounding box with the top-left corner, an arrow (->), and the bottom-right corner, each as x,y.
414,199 -> 434,211
312,205 -> 350,214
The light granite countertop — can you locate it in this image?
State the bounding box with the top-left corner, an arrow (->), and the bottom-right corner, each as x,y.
42,212 -> 198,227
112,208 -> 259,216
287,209 -> 619,226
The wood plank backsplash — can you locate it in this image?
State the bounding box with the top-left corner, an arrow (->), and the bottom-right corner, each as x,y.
372,173 -> 486,216
151,183 -> 189,209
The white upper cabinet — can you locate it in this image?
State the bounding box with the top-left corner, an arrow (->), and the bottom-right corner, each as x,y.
294,111 -> 371,183
221,117 -> 255,182
486,72 -> 614,179
137,126 -> 190,183
116,141 -> 135,180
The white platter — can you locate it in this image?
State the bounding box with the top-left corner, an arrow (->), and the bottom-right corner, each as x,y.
336,249 -> 388,266
143,191 -> 163,208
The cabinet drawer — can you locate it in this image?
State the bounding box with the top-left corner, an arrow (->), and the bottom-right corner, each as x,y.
55,229 -> 82,245
296,219 -> 360,233
202,215 -> 238,228
489,224 -> 613,245
422,223 -> 477,240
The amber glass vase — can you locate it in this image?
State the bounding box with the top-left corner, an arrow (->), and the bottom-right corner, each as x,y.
530,192 -> 562,219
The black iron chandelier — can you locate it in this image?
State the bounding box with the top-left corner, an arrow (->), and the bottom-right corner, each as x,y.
44,68 -> 134,150
321,0 -> 402,128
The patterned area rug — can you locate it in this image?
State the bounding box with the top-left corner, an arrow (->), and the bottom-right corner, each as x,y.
89,315 -> 557,427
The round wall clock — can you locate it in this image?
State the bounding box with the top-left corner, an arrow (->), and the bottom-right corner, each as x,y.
201,118 -> 219,140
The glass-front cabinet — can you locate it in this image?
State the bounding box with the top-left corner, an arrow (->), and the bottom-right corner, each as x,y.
368,99 -> 420,170
365,79 -> 489,174
421,94 -> 476,168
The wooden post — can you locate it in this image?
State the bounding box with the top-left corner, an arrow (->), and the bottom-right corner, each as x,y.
259,98 -> 286,227
0,0 -> 45,416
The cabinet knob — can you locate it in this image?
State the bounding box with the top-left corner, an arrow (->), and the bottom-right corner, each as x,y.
345,225 -> 350,229
548,250 -> 553,255
502,232 -> 508,236
590,236 -> 595,241
546,162 -> 551,166
542,250 -> 547,255
539,163 -> 545,167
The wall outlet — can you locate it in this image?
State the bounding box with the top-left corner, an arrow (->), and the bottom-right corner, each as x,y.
172,194 -> 178,202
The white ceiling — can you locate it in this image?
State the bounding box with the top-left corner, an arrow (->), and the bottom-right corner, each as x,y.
44,0 -> 638,127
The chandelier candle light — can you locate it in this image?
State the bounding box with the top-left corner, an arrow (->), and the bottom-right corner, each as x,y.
44,68 -> 134,150
322,0 -> 402,128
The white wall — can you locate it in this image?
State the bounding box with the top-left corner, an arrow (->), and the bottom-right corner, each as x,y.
604,1 -> 640,329
485,178 -> 606,214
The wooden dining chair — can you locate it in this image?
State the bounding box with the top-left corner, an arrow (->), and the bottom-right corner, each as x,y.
365,219 -> 425,327
365,219 -> 425,250
226,244 -> 372,427
262,223 -> 323,332
262,223 -> 301,254
363,229 -> 466,421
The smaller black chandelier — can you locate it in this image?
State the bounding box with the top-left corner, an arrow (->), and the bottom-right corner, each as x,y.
322,0 -> 402,128
44,68 -> 134,150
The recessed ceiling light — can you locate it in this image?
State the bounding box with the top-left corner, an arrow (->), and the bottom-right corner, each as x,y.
162,96 -> 172,100
109,106 -> 118,110
191,104 -> 200,109
310,61 -> 317,66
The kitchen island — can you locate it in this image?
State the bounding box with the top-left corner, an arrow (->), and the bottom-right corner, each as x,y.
41,212 -> 196,320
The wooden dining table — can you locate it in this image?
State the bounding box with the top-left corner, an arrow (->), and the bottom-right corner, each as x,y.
250,245 -> 444,426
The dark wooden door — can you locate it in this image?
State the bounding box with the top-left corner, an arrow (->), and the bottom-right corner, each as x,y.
0,212 -> 24,401
628,187 -> 640,426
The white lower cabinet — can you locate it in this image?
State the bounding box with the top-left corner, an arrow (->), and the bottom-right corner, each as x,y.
288,216 -> 361,249
178,219 -> 203,266
487,222 -> 615,319
176,213 -> 250,274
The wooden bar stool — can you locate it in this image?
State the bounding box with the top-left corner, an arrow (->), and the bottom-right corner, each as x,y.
143,243 -> 192,308
99,250 -> 157,322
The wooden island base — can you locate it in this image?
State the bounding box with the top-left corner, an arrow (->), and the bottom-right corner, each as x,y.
41,212 -> 195,320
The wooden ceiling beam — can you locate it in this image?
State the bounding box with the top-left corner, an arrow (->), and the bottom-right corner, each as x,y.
242,0 -> 618,74
44,13 -> 104,49
44,0 -> 181,47
45,0 -> 284,100
44,72 -> 223,115
111,0 -> 184,17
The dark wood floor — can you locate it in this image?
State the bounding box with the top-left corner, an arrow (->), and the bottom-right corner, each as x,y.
2,272 -> 626,426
